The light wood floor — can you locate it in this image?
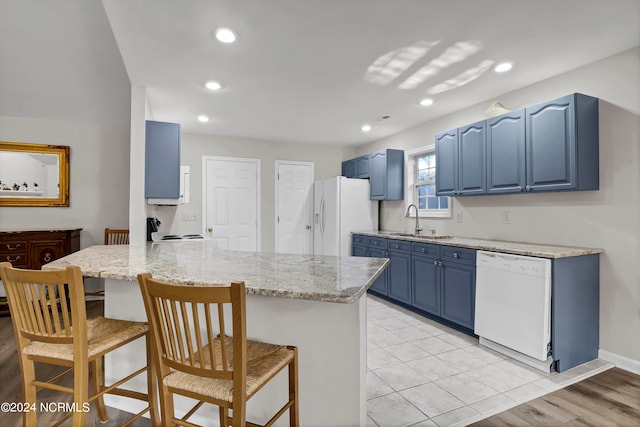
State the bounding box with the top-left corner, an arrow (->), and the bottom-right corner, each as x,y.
1,302 -> 639,426
471,366 -> 640,427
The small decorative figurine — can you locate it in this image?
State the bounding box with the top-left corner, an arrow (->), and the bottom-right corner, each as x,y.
34,182 -> 39,190
22,182 -> 28,190
12,183 -> 20,191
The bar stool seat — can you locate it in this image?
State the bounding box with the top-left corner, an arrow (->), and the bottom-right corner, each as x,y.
0,262 -> 158,427
138,273 -> 299,427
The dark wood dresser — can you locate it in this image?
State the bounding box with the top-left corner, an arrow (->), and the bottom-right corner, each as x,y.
0,228 -> 81,315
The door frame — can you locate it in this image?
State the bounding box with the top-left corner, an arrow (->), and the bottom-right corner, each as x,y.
274,160 -> 314,254
202,155 -> 262,251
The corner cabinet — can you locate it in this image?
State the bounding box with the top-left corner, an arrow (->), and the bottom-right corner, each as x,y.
438,93 -> 599,196
145,120 -> 181,200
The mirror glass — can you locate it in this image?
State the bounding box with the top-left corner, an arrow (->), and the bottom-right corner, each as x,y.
0,142 -> 70,207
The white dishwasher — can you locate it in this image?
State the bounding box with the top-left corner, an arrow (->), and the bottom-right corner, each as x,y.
474,251 -> 552,370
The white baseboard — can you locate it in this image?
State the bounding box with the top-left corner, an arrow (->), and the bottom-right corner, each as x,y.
599,349 -> 640,375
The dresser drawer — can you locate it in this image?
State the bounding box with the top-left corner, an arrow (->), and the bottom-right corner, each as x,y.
440,246 -> 476,265
0,240 -> 28,255
368,237 -> 388,250
412,242 -> 440,258
387,239 -> 411,253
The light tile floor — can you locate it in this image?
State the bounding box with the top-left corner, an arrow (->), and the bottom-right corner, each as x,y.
366,295 -> 613,427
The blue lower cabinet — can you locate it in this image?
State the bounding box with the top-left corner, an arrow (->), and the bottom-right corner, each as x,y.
352,244 -> 368,257
440,261 -> 476,330
387,240 -> 411,304
369,247 -> 388,296
412,254 -> 440,316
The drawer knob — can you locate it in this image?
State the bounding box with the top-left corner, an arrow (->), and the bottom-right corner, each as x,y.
6,255 -> 21,263
6,243 -> 21,250
395,244 -> 400,249
453,252 -> 459,258
433,260 -> 438,266
421,248 -> 426,253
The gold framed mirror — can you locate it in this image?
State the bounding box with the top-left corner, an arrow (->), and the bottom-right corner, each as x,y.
0,142 -> 70,207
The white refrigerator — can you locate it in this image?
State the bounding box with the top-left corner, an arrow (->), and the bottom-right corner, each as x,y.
313,177 -> 379,257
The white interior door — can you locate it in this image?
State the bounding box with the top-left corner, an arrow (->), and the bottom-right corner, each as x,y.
275,161 -> 314,254
203,157 -> 260,251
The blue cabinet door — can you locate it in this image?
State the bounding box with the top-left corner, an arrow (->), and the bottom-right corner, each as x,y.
369,149 -> 404,201
369,247 -> 388,296
145,120 -> 181,199
355,155 -> 370,178
526,94 -> 577,191
342,159 -> 356,178
458,121 -> 486,195
487,109 -> 526,194
352,244 -> 368,257
440,261 -> 476,330
412,252 -> 440,316
526,93 -> 598,192
387,242 -> 411,304
435,130 -> 458,196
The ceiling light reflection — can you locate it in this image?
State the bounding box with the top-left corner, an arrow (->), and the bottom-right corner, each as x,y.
197,115 -> 210,123
204,81 -> 222,90
361,124 -> 372,132
427,59 -> 495,95
365,40 -> 440,86
419,98 -> 434,106
494,62 -> 513,73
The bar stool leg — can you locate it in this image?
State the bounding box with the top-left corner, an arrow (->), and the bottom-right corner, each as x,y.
91,357 -> 109,422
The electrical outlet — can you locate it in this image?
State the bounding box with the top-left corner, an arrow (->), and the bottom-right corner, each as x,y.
456,212 -> 463,223
182,212 -> 197,221
502,211 -> 511,224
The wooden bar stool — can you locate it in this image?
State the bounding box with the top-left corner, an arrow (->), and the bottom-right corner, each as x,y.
104,228 -> 130,245
138,273 -> 299,427
0,262 -> 158,427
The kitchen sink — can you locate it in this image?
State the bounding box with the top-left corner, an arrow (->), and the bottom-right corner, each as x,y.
392,233 -> 453,240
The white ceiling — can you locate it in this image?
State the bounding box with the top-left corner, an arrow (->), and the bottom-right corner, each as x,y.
2,1 -> 639,146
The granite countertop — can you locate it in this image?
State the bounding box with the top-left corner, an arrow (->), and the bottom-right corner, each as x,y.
355,231 -> 603,258
43,241 -> 389,304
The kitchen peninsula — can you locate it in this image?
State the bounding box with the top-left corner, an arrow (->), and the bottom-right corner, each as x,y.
45,241 -> 389,427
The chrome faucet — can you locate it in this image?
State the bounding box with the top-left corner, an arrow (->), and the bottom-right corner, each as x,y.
406,204 -> 422,235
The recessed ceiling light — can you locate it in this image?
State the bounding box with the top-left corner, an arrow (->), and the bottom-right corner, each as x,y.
494,62 -> 513,73
203,81 -> 222,91
419,98 -> 434,106
361,124 -> 372,132
215,28 -> 236,43
197,115 -> 210,123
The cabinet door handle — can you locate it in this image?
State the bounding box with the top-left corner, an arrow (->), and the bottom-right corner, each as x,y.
438,261 -> 443,267
433,260 -> 438,266
5,255 -> 21,263
6,243 -> 21,250
394,244 -> 400,249
525,185 -> 531,192
43,252 -> 52,262
453,252 -> 459,258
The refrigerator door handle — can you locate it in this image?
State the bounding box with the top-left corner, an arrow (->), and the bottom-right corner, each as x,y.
319,197 -> 325,235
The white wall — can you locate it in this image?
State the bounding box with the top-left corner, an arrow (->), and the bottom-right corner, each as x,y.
0,116 -> 131,247
357,47 -> 640,364
147,133 -> 356,252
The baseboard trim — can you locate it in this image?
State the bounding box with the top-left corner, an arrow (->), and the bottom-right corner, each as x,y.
599,349 -> 640,375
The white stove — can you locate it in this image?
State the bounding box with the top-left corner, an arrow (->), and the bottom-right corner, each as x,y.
151,232 -> 206,242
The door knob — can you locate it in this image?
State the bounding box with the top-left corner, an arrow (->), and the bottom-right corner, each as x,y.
207,227 -> 213,232
305,225 -> 311,230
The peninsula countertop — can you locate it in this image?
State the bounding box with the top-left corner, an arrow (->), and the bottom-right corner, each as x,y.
43,241 -> 389,304
354,231 -> 603,258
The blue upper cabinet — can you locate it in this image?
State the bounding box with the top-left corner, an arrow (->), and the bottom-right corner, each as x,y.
370,149 -> 404,200
145,120 -> 181,199
354,155 -> 370,178
525,93 -> 599,192
438,93 -> 598,197
435,130 -> 458,196
487,109 -> 526,194
342,154 -> 370,178
436,122 -> 486,196
341,159 -> 356,178
458,121 -> 486,195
